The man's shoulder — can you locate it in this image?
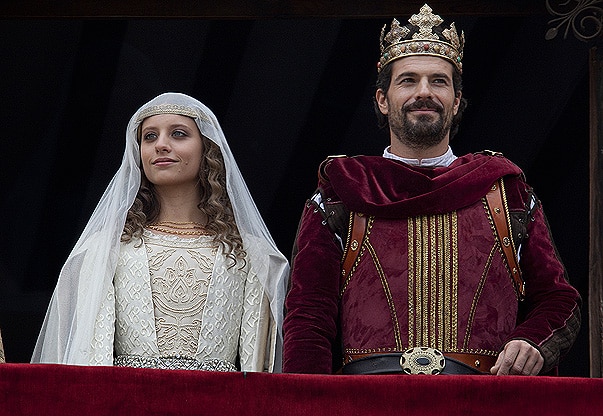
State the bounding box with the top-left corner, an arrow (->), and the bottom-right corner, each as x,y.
318,154 -> 387,182
458,150 -> 524,173
465,149 -> 510,162
318,154 -> 349,179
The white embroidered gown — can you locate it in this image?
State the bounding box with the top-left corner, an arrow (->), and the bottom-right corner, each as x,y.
91,230 -> 273,371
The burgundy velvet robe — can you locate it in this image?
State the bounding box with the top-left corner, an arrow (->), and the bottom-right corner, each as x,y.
282,153 -> 581,374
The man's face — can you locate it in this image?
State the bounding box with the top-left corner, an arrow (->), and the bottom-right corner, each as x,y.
376,56 -> 461,149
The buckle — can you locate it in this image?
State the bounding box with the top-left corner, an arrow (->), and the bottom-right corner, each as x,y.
400,347 -> 446,375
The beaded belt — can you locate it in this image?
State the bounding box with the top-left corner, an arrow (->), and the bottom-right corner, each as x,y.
114,355 -> 237,372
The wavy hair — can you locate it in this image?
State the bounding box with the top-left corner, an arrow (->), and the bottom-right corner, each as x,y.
121,127 -> 246,268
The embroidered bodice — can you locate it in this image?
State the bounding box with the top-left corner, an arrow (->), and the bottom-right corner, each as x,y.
144,231 -> 216,357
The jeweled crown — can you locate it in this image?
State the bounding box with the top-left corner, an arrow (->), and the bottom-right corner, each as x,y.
378,4 -> 465,73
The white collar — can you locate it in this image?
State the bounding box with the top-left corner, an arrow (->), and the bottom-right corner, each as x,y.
383,146 -> 457,168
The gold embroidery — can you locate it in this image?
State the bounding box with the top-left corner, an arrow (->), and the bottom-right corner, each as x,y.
499,179 -> 519,256
429,215 -> 437,348
344,347 -> 498,357
436,214 -> 444,351
463,244 -> 496,349
366,241 -> 403,349
341,216 -> 374,296
407,219 -> 415,347
441,214 -> 451,351
345,212 -> 508,355
421,215 -> 429,346
450,212 -> 458,351
408,213 -> 459,351
345,346 -> 400,355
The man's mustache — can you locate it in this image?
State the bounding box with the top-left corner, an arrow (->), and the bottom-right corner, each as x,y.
403,98 -> 443,112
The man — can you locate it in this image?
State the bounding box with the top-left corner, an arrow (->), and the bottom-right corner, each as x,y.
282,4 -> 581,376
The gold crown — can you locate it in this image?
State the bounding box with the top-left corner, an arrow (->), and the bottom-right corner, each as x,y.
378,4 -> 464,73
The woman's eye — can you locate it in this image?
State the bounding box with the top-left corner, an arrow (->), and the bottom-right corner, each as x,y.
143,132 -> 157,141
173,130 -> 187,137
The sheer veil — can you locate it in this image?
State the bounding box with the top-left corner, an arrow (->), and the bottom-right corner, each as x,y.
31,92 -> 290,368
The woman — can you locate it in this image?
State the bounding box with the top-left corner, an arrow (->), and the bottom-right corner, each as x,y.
31,93 -> 289,372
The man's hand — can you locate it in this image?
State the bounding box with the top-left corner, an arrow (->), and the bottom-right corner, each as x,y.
490,339 -> 544,376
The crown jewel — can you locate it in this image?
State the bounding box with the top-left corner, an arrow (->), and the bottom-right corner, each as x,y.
378,4 -> 465,73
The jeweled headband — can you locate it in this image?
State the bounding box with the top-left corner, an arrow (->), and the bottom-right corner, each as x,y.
378,4 -> 465,73
136,103 -> 210,124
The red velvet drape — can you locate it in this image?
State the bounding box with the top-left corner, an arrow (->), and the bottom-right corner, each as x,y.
1,364 -> 602,415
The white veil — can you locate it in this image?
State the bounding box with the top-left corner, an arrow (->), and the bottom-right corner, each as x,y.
31,92 -> 289,368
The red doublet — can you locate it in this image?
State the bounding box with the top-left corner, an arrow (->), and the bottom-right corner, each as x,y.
283,153 -> 581,374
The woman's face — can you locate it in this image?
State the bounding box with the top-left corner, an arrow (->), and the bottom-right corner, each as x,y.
139,114 -> 203,189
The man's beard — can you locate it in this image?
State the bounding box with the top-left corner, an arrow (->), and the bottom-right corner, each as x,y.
389,98 -> 454,149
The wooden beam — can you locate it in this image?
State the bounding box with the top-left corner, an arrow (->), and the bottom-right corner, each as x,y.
2,1 -> 547,18
590,45 -> 603,378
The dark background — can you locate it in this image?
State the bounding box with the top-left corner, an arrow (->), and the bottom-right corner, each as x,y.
0,8 -> 592,376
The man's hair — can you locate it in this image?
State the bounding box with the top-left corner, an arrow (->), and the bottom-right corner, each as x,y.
373,61 -> 468,140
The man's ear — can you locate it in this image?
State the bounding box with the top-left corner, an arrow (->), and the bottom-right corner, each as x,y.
453,91 -> 462,115
375,89 -> 389,115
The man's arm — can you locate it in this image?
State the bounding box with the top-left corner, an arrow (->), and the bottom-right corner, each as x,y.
497,185 -> 582,375
282,198 -> 343,374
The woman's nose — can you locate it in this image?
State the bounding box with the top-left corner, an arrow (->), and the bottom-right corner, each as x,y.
155,134 -> 170,152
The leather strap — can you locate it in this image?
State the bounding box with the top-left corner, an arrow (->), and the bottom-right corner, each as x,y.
445,352 -> 497,372
485,178 -> 525,300
343,352 -> 496,375
341,212 -> 367,287
344,351 -> 496,373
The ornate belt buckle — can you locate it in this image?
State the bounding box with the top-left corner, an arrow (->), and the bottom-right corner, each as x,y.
400,347 -> 446,375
